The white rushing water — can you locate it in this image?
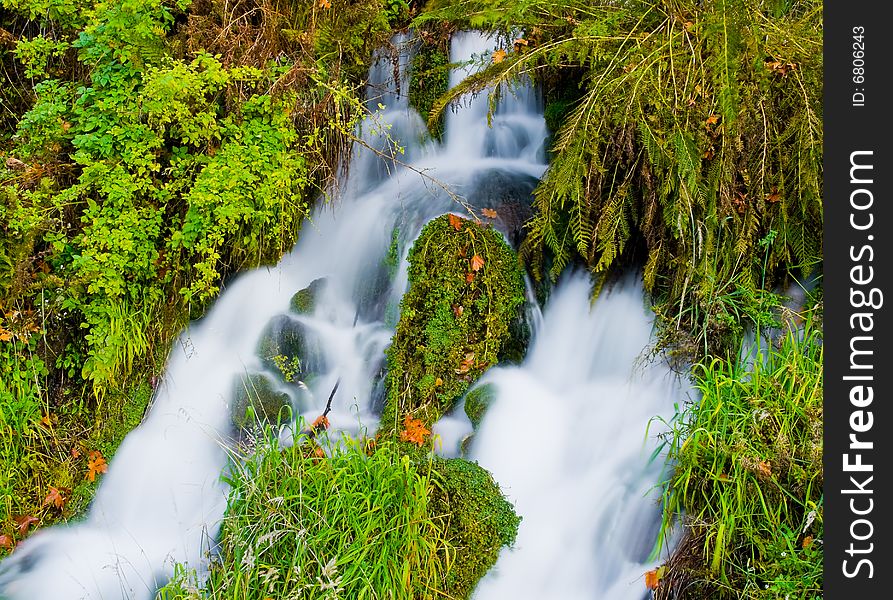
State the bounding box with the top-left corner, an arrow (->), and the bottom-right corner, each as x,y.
0,32 -> 680,599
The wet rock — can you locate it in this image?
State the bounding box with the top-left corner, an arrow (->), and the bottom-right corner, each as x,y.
231,372 -> 291,429
464,383 -> 496,429
257,314 -> 326,384
289,278 -> 326,315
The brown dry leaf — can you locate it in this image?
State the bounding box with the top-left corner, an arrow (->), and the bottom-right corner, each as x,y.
86,451 -> 108,482
452,304 -> 464,318
492,49 -> 507,64
0,534 -> 12,549
14,515 -> 38,536
44,486 -> 67,510
513,38 -> 528,52
756,460 -> 772,478
766,186 -> 781,203
465,272 -> 475,283
455,352 -> 476,374
470,254 -> 485,272
448,213 -> 463,231
481,208 -> 498,219
71,446 -> 81,459
400,415 -> 431,447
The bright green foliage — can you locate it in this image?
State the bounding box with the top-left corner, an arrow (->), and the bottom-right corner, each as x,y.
660,315 -> 823,597
157,434 -> 452,600
382,214 -> 525,433
429,457 -> 520,598
419,0 -> 822,356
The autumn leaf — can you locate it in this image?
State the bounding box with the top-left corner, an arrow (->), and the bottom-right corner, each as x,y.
756,460 -> 772,478
452,304 -> 464,318
313,446 -> 326,458
513,38 -> 529,52
400,415 -> 431,447
718,473 -> 729,481
465,272 -> 475,283
705,114 -> 719,127
14,515 -> 38,536
0,534 -> 12,549
470,254 -> 485,272
311,415 -> 330,431
71,446 -> 81,459
481,208 -> 498,219
644,568 -> 660,590
802,535 -> 814,549
491,49 -> 507,64
319,0 -> 331,8
766,186 -> 781,203
86,450 -> 108,482
448,213 -> 463,231
455,352 -> 475,374
0,328 -> 11,342
434,377 -> 443,387
44,486 -> 67,510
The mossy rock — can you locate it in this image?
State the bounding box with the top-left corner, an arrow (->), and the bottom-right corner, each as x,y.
257,314 -> 326,384
289,278 -> 326,315
463,383 -> 496,429
429,457 -> 520,598
382,214 -> 524,435
231,372 -> 292,430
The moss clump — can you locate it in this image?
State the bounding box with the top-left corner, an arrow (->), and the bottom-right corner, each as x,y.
382,214 -> 524,434
289,278 -> 325,315
408,39 -> 450,139
230,372 -> 291,430
256,314 -> 326,384
430,457 -> 520,598
463,383 -> 495,429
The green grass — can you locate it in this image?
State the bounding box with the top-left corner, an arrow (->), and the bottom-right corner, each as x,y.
157,432 -> 452,600
659,313 -> 823,598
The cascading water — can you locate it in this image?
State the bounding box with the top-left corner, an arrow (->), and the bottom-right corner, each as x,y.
0,32 -> 681,599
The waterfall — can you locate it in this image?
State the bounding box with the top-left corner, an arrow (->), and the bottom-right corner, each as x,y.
0,32 -> 680,599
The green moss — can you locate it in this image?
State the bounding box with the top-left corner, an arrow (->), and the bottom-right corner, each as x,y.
289,277 -> 326,315
381,214 -> 524,436
463,383 -> 495,429
408,41 -> 450,139
429,457 -> 520,598
257,314 -> 325,384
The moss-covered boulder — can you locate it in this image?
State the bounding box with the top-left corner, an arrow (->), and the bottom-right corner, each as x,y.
430,457 -> 520,598
382,214 -> 525,434
231,373 -> 292,429
257,314 -> 326,384
289,278 -> 326,315
463,383 -> 496,429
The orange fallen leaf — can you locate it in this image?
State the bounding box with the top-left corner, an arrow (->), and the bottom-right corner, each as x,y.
311,415 -> 330,431
448,213 -> 463,231
400,415 -> 430,447
481,208 -> 498,219
71,446 -> 81,459
492,49 -> 507,64
86,451 -> 108,482
452,304 -> 464,318
44,486 -> 67,510
756,460 -> 772,478
470,254 -> 485,272
0,328 -> 11,342
802,535 -> 814,549
644,568 -> 660,589
319,0 -> 331,8
766,186 -> 781,203
465,272 -> 475,283
313,446 -> 326,458
435,377 -> 443,387
0,534 -> 12,549
705,114 -> 719,127
14,515 -> 38,536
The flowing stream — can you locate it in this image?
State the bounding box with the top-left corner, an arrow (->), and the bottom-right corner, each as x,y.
0,33 -> 682,599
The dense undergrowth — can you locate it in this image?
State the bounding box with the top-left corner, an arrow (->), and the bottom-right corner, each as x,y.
0,0 -> 412,551
417,0 -> 822,358
658,312 -> 823,598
